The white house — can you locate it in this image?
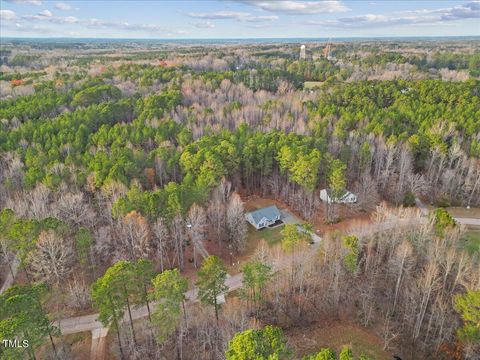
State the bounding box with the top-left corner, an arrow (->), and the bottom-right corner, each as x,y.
245,205 -> 282,230
320,189 -> 357,204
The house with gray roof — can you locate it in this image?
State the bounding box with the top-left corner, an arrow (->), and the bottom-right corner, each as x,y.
320,189 -> 357,204
245,205 -> 282,230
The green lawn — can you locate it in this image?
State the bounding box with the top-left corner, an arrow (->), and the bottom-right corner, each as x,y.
258,226 -> 284,245
460,231 -> 480,255
246,225 -> 284,247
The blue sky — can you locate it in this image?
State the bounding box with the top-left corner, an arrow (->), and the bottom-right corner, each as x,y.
1,0 -> 479,38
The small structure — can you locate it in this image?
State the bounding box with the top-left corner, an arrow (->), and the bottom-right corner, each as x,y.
320,189 -> 357,204
300,44 -> 306,60
245,205 -> 282,230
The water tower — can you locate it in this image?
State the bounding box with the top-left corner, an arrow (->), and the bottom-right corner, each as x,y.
300,44 -> 306,60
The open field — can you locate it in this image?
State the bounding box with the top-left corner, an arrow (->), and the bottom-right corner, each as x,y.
304,81 -> 324,89
286,322 -> 391,360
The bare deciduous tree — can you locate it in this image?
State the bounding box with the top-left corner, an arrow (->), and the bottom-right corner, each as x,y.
354,171 -> 380,211
152,217 -> 170,272
66,279 -> 91,311
55,191 -> 95,227
117,211 -> 152,261
226,193 -> 247,252
187,204 -> 208,268
28,230 -> 73,285
171,214 -> 187,270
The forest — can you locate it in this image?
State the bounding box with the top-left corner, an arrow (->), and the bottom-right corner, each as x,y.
0,38 -> 479,360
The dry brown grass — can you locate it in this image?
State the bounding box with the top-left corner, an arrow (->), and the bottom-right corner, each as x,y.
285,322 -> 391,359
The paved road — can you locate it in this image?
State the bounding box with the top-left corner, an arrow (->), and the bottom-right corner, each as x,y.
455,217 -> 480,226
57,216 -> 428,335
415,197 -> 480,226
58,272 -> 245,335
56,219 -> 403,335
0,204 -> 474,360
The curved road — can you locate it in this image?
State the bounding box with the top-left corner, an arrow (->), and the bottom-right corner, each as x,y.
1,207 -> 477,358
56,225 -> 350,335
58,273 -> 245,335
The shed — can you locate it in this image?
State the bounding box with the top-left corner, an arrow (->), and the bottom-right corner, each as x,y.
320,189 -> 357,204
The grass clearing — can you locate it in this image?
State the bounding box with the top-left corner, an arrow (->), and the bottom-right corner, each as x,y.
256,226 -> 284,245
245,222 -> 284,247
243,225 -> 284,254
304,81 -> 324,89
232,223 -> 284,273
460,231 -> 480,255
286,322 -> 391,360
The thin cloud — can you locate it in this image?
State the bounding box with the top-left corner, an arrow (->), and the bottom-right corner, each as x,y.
243,15 -> 278,23
84,18 -> 188,36
2,21 -> 55,34
0,9 -> 17,21
4,0 -> 42,5
188,11 -> 251,20
238,0 -> 349,14
187,10 -> 278,23
38,9 -> 53,17
22,10 -> 78,24
5,7 -> 187,36
55,2 -> 72,11
192,21 -> 216,29
308,1 -> 480,28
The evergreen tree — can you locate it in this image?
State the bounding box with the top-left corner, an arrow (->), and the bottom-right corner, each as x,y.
196,256 -> 228,324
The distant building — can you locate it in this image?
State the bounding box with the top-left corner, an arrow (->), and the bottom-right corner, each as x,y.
300,44 -> 306,60
320,189 -> 357,204
245,205 -> 282,230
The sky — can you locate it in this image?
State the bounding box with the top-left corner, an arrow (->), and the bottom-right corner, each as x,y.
0,0 -> 479,39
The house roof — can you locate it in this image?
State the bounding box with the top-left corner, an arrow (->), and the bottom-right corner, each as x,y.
248,205 -> 281,225
324,189 -> 355,201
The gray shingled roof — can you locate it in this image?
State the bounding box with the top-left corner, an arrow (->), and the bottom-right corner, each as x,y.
325,188 -> 353,201
248,205 -> 281,225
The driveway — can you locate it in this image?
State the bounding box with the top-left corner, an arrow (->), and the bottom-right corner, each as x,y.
280,209 -> 301,225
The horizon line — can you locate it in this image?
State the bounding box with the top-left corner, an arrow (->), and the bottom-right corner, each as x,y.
2,35 -> 480,41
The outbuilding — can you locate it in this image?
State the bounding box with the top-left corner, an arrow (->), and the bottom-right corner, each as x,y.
320,189 -> 357,204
